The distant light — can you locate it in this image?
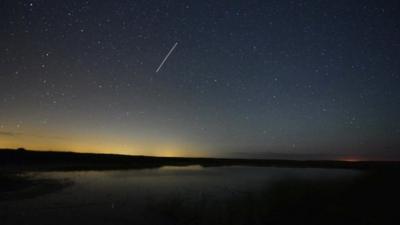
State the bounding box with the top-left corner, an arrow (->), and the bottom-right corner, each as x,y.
340,157 -> 362,162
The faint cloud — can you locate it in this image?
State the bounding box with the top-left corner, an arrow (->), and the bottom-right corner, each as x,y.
0,131 -> 21,136
30,134 -> 66,140
0,131 -> 64,140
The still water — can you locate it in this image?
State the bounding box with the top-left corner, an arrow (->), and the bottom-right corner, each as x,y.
1,166 -> 361,225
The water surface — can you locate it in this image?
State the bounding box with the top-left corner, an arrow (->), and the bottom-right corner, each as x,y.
0,166 -> 361,225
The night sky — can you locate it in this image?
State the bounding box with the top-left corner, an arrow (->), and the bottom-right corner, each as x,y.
1,0 -> 399,160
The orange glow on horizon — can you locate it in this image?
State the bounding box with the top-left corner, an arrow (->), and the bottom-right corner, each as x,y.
0,142 -> 204,157
0,130 -> 205,157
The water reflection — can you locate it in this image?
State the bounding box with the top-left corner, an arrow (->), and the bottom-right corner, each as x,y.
0,166 -> 361,225
35,166 -> 360,198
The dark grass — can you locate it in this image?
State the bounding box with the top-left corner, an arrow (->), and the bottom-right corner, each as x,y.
0,172 -> 73,201
0,172 -> 33,193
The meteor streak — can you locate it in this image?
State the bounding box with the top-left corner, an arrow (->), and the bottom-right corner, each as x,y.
156,42 -> 178,73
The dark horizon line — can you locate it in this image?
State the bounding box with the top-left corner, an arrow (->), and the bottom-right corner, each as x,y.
2,148 -> 400,172
1,147 -> 400,163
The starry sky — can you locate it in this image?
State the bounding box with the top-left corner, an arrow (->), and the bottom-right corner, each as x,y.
1,0 -> 399,159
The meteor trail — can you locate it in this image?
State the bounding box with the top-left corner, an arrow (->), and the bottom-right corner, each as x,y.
156,42 -> 178,73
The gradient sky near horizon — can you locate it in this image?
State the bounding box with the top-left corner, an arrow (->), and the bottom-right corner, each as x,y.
1,0 -> 399,159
